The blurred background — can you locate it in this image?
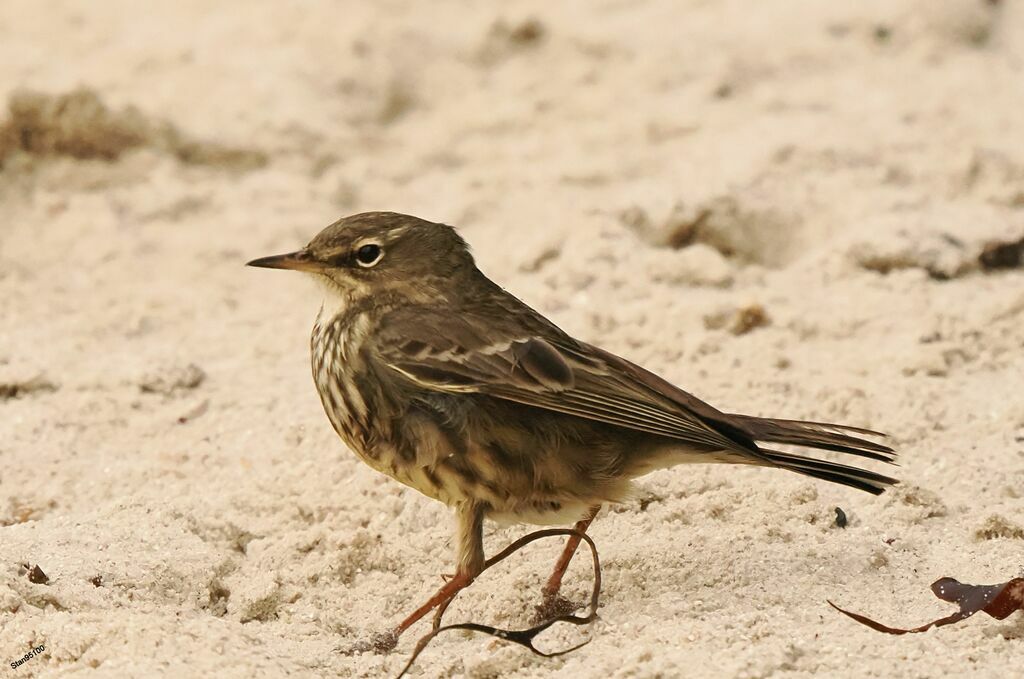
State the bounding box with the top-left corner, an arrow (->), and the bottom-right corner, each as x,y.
1,1 -> 1022,677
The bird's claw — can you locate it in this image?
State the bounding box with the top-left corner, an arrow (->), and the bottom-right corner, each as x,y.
532,593 -> 580,625
338,630 -> 398,656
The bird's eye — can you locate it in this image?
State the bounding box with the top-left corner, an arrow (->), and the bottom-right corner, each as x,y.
355,243 -> 383,267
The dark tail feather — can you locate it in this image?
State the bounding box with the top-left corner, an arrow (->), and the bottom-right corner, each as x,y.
761,449 -> 898,495
726,414 -> 897,464
714,414 -> 898,494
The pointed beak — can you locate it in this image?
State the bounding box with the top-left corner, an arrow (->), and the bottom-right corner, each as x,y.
246,249 -> 325,273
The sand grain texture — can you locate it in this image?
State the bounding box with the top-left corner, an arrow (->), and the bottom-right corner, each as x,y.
2,1 -> 1023,677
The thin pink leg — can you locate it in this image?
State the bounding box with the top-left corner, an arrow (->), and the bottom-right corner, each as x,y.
537,505 -> 600,618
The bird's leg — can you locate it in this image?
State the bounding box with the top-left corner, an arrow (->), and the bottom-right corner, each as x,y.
535,504 -> 600,621
379,501 -> 485,652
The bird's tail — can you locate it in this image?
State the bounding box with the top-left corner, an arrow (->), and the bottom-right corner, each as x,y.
759,448 -> 896,495
725,414 -> 898,495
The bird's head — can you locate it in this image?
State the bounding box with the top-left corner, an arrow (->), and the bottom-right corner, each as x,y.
247,211 -> 476,308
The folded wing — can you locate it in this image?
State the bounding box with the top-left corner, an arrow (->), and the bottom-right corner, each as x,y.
374,302 -> 897,493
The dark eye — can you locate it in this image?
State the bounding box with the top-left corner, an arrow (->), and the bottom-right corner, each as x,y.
355,243 -> 383,267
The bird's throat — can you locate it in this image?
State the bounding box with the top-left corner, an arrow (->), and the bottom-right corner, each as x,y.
314,276 -> 357,324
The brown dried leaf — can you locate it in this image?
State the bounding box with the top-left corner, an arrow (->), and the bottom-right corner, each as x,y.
830,576 -> 1024,635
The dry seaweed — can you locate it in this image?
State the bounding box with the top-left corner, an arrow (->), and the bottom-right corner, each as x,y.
979,236 -> 1024,271
396,527 -> 601,678
0,88 -> 266,171
830,576 -> 1024,634
0,376 -> 57,400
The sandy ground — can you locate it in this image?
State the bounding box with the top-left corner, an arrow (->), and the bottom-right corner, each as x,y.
2,1 -> 1024,677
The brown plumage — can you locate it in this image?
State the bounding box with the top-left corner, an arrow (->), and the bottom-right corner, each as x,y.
248,211 -> 897,646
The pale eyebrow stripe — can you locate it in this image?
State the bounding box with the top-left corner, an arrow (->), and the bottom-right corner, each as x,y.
350,225 -> 409,252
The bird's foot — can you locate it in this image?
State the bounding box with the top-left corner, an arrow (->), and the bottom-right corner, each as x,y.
532,593 -> 582,625
338,630 -> 398,656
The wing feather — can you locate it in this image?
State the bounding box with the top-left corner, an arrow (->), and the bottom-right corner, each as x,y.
372,301 -> 895,489
374,305 -> 742,451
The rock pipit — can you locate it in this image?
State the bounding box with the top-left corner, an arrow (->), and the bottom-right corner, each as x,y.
248,211 -> 897,648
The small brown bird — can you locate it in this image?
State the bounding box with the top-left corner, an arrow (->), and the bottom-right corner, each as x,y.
248,211 -> 897,647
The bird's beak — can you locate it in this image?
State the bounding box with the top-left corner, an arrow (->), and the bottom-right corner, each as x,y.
246,249 -> 325,273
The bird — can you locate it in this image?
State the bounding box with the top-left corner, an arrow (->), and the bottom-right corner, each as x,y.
247,211 -> 897,649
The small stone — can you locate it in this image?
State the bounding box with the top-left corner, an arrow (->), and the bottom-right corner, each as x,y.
729,304 -> 770,336
23,564 -> 49,584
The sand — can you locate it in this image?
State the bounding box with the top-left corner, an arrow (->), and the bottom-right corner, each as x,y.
2,1 -> 1023,677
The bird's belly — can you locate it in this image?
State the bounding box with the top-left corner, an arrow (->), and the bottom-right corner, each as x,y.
357,443 -> 494,507
354,440 -> 602,526
486,500 -> 594,527
312,363 -> 634,524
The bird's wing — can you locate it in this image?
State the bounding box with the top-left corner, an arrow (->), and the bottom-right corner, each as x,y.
374,304 -> 746,452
